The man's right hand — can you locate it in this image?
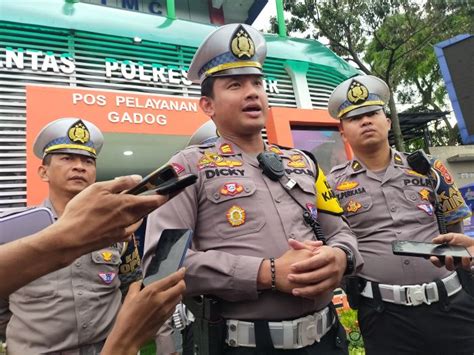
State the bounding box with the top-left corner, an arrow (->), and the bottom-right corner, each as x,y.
58,175 -> 169,257
102,268 -> 186,355
430,233 -> 474,271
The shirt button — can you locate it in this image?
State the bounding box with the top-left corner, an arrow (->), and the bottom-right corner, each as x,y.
275,198 -> 281,203
213,193 -> 220,200
396,231 -> 401,234
404,259 -> 410,265
390,206 -> 397,212
78,291 -> 83,296
82,323 -> 87,329
75,261 -> 81,267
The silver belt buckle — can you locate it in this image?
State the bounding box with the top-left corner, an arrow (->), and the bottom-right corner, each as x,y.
298,311 -> 324,347
405,284 -> 428,306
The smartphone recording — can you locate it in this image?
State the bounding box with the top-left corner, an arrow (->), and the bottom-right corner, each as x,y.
143,229 -> 193,286
125,164 -> 197,196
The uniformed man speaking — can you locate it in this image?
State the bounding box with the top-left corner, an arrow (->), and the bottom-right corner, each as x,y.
0,118 -> 142,354
326,75 -> 474,354
144,24 -> 362,354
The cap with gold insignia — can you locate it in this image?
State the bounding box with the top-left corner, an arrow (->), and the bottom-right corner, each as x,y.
187,23 -> 267,84
328,75 -> 390,120
33,118 -> 104,159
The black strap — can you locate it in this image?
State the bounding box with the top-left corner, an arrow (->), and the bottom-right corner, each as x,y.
254,320 -> 274,351
435,278 -> 451,312
370,281 -> 385,313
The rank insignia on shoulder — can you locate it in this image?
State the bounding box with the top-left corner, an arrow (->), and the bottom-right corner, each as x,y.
351,160 -> 363,172
336,181 -> 359,191
172,163 -> 185,175
419,189 -> 430,201
220,182 -> 244,196
306,203 -> 318,220
288,154 -> 306,168
346,200 -> 362,213
98,272 -> 116,284
219,143 -> 234,155
417,203 -> 434,216
405,169 -> 425,177
226,205 -> 246,227
101,251 -> 113,262
268,146 -> 283,155
394,153 -> 403,165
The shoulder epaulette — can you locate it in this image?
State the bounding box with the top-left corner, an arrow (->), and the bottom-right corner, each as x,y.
330,161 -> 350,174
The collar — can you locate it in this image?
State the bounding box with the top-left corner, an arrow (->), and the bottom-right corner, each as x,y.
42,199 -> 58,220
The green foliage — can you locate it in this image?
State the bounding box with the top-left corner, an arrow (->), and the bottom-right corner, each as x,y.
338,308 -> 365,351
281,0 -> 473,149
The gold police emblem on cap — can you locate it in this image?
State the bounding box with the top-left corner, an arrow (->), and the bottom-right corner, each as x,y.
347,80 -> 369,105
68,120 -> 90,144
231,25 -> 255,59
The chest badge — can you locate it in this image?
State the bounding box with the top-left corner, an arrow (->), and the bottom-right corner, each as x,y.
288,154 -> 306,168
405,169 -> 425,177
226,205 -> 246,227
346,200 -> 362,213
98,272 -> 116,284
101,251 -> 113,262
336,181 -> 359,191
417,203 -> 434,216
419,189 -> 430,201
220,182 -> 244,196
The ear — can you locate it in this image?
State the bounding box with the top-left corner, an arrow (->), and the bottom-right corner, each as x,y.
38,165 -> 50,182
199,96 -> 215,118
339,122 -> 348,144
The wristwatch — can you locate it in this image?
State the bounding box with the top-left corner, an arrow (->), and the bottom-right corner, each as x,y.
337,247 -> 355,275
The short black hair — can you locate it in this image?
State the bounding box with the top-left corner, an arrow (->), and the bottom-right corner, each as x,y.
201,76 -> 216,98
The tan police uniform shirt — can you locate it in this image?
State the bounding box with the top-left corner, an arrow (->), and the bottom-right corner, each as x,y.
2,199 -> 142,355
144,137 -> 362,321
327,150 -> 461,285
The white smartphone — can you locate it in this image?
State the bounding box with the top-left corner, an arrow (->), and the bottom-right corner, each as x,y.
0,207 -> 54,244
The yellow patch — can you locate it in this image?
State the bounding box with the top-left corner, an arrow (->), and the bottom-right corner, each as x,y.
226,205 -> 246,227
198,151 -> 243,169
336,181 -> 359,191
406,169 -> 425,177
101,251 -> 113,262
346,200 -> 362,213
288,154 -> 306,168
269,146 -> 283,155
219,143 -> 234,155
315,167 -> 343,215
419,189 -> 430,201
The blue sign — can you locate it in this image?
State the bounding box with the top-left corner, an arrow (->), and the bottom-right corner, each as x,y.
460,183 -> 474,237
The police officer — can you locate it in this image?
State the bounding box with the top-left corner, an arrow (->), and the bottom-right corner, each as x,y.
144,24 -> 362,354
326,75 -> 474,354
0,118 -> 142,354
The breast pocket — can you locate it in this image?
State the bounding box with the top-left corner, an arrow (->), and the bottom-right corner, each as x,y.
16,272 -> 58,300
204,179 -> 266,239
404,188 -> 435,224
90,248 -> 121,290
340,194 -> 373,230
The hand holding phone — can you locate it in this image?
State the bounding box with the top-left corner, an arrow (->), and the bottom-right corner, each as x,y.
125,164 -> 197,196
392,240 -> 472,259
143,229 -> 193,287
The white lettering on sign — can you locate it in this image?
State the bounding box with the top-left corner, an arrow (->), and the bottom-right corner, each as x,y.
0,48 -> 75,74
108,111 -> 167,125
0,47 -> 280,94
114,96 -> 198,112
